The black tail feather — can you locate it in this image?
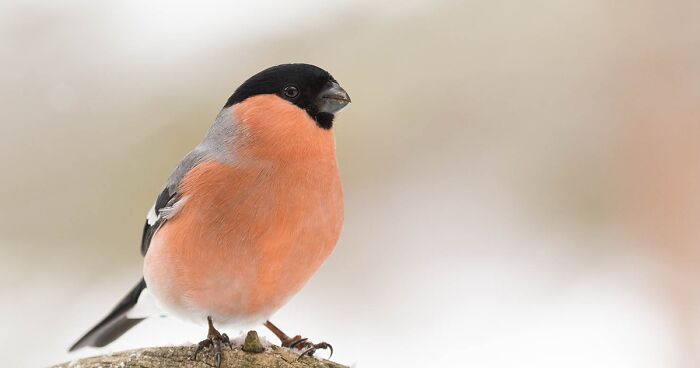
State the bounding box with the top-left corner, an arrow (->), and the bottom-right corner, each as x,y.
69,278 -> 147,351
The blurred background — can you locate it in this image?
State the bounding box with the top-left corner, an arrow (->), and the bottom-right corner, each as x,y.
1,0 -> 700,367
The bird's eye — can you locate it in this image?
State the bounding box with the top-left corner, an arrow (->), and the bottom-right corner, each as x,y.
283,86 -> 299,99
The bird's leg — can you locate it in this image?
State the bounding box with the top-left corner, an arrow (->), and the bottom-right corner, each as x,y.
263,320 -> 333,359
191,316 -> 232,368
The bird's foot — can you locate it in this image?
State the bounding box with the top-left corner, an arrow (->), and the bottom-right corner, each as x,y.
282,335 -> 333,359
191,317 -> 232,368
264,320 -> 334,359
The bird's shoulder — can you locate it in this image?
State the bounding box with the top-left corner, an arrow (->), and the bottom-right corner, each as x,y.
141,147 -> 214,255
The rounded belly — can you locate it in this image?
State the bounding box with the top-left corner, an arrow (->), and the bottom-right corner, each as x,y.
143,205 -> 341,325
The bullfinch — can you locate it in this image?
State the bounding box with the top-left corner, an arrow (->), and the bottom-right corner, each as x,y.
69,63 -> 351,367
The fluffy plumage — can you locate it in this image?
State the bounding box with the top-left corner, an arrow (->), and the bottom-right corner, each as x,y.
70,63 -> 350,352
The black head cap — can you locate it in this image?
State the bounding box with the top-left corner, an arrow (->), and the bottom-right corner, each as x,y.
224,63 -> 350,129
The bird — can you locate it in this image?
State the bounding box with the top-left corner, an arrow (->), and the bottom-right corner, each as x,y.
69,63 -> 351,367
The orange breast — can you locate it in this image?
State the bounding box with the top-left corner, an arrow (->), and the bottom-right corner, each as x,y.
143,95 -> 344,325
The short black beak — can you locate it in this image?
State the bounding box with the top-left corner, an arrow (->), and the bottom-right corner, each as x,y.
317,82 -> 351,114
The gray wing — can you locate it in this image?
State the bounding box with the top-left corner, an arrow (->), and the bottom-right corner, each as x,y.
70,109 -> 236,351
69,149 -> 208,351
140,148 -> 208,255
140,107 -> 236,255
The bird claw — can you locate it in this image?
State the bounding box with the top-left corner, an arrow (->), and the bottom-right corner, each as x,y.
192,337 -> 227,368
192,338 -> 212,361
222,333 -> 233,350
288,337 -> 308,349
191,318 -> 230,368
265,321 -> 334,360
285,336 -> 333,360
298,346 -> 316,360
315,342 -> 333,359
